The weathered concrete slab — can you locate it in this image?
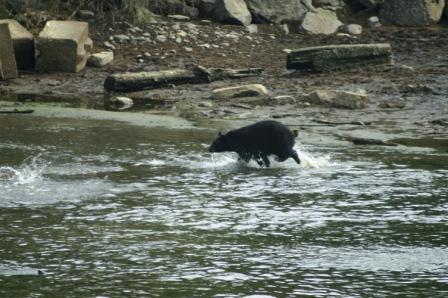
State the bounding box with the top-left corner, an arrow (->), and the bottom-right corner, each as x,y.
0,23 -> 18,80
104,66 -> 263,92
0,19 -> 34,69
380,0 -> 445,26
36,21 -> 93,73
287,43 -> 393,72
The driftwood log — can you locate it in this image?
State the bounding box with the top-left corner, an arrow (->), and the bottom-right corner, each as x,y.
287,44 -> 393,72
104,66 -> 264,92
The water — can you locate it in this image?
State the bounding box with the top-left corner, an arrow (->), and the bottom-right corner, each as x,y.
0,112 -> 447,297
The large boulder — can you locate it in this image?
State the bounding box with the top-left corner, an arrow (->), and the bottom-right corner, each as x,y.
0,19 -> 34,69
379,0 -> 445,26
36,21 -> 93,73
212,0 -> 252,26
299,8 -> 343,35
0,23 -> 18,80
245,0 -> 312,23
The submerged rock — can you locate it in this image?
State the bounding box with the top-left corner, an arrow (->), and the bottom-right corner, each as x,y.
107,96 -> 134,111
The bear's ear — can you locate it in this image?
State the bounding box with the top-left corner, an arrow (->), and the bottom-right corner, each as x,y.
218,131 -> 223,136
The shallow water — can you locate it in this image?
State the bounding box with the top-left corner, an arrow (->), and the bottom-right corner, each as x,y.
0,112 -> 447,297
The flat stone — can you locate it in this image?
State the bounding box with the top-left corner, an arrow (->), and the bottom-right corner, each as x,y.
0,19 -> 34,69
345,24 -> 362,35
301,90 -> 369,109
36,21 -> 93,73
0,23 -> 18,80
212,84 -> 269,100
287,43 -> 393,72
87,51 -> 114,67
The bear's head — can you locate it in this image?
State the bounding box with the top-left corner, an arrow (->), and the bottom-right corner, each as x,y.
209,131 -> 231,152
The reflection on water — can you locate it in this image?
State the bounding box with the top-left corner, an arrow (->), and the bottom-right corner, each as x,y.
0,114 -> 447,297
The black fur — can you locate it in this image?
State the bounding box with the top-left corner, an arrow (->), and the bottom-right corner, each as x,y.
209,120 -> 301,167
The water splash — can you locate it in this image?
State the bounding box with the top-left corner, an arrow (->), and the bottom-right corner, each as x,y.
0,155 -> 47,185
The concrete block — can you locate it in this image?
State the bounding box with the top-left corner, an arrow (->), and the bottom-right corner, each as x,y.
0,23 -> 18,80
36,21 -> 93,73
0,19 -> 34,69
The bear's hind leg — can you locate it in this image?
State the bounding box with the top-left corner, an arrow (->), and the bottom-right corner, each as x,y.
290,150 -> 301,164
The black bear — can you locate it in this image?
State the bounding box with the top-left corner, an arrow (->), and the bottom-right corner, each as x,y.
209,120 -> 301,167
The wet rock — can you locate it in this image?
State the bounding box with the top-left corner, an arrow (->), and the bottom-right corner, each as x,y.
367,16 -> 382,28
287,43 -> 393,72
36,21 -> 93,73
0,19 -> 34,69
0,23 -> 18,80
88,51 -> 114,67
104,41 -> 116,50
114,34 -> 131,43
380,0 -> 445,26
301,90 -> 369,109
272,95 -> 296,104
245,24 -> 258,34
351,137 -> 397,146
77,10 -> 95,19
213,0 -> 252,26
379,98 -> 406,109
344,24 -> 362,35
299,8 -> 343,35
246,0 -> 311,24
212,84 -> 269,100
168,14 -> 190,21
107,96 -> 134,111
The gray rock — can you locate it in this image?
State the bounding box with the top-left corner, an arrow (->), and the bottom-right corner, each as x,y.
114,34 -> 131,43
379,98 -> 406,109
107,96 -> 134,111
213,84 -> 269,100
301,90 -> 369,109
168,14 -> 190,21
345,24 -> 362,35
104,41 -> 116,50
78,10 -> 95,19
148,0 -> 199,18
300,8 -> 343,35
380,0 -> 445,26
367,16 -> 382,28
88,51 -> 114,67
35,21 -> 93,73
213,0 -> 252,26
0,19 -> 34,69
0,23 -> 18,80
246,0 -> 311,23
156,35 -> 167,42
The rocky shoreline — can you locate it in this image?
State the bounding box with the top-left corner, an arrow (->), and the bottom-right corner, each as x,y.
0,1 -> 447,152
